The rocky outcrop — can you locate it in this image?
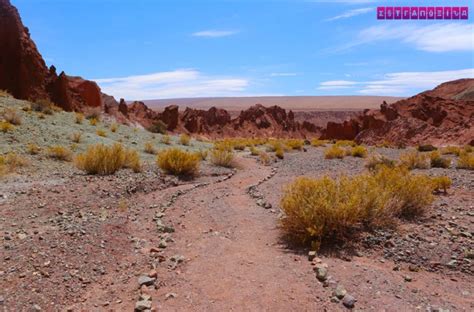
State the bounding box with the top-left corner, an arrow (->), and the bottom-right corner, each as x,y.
321,79 -> 474,145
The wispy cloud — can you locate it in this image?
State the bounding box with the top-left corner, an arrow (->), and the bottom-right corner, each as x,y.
339,23 -> 474,52
325,7 -> 373,21
318,68 -> 474,95
95,69 -> 249,100
269,72 -> 298,77
192,30 -> 239,38
310,0 -> 378,3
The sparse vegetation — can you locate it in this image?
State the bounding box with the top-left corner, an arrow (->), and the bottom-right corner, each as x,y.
334,140 -> 356,147
275,147 -> 284,159
311,139 -> 328,147
366,154 -> 397,172
259,151 -> 272,165
280,166 -> 435,248
31,99 -> 60,115
457,152 -> 474,170
123,148 -> 142,173
96,129 -> 107,137
2,108 -> 22,125
196,149 -> 208,160
89,117 -> 98,126
210,144 -> 234,167
0,152 -> 28,176
418,144 -> 437,152
0,121 -> 14,133
76,143 -> 126,175
160,135 -> 171,145
157,148 -> 200,177
400,151 -> 430,169
75,113 -> 84,124
47,145 -> 73,161
110,123 -> 119,133
27,143 -> 41,155
285,139 -> 304,150
144,142 -> 156,154
148,120 -> 167,134
441,146 -> 462,156
351,145 -> 368,158
431,176 -> 452,194
429,151 -> 451,168
71,132 -> 82,143
249,145 -> 259,156
324,145 -> 345,159
179,134 -> 191,146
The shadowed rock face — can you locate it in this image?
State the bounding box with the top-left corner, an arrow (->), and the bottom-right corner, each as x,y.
321,79 -> 474,145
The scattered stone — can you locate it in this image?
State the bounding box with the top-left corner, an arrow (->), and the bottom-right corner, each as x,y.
333,285 -> 347,299
138,275 -> 155,287
165,292 -> 177,299
404,275 -> 413,282
342,294 -> 356,309
159,240 -> 168,249
148,270 -> 158,278
330,296 -> 340,303
134,300 -> 152,311
32,304 -> 42,311
170,255 -> 185,263
308,251 -> 317,261
314,266 -> 328,282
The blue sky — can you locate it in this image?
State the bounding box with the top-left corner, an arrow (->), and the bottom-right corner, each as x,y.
13,0 -> 474,100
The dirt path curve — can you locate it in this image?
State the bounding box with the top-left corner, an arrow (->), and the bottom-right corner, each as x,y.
153,156 -> 327,311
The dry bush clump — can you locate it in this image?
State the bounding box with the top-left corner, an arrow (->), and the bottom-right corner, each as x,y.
457,152 -> 474,170
249,145 -> 259,156
75,113 -> 84,124
418,144 -> 437,152
285,139 -> 304,150
2,108 -> 22,125
75,143 -> 141,175
110,123 -> 119,133
431,176 -> 452,194
47,145 -> 72,161
89,117 -> 98,126
441,146 -> 462,156
429,151 -> 451,168
27,143 -> 41,155
275,147 -> 284,159
148,120 -> 167,134
366,154 -> 396,172
311,139 -> 329,147
71,132 -> 82,143
179,134 -> 191,146
160,135 -> 171,145
400,151 -> 430,169
280,166 -> 435,248
0,153 -> 28,176
157,148 -> 200,176
351,145 -> 368,158
196,149 -> 208,160
334,140 -> 356,147
31,99 -> 61,115
0,121 -> 14,133
259,151 -> 272,165
144,142 -> 156,154
210,144 -> 234,168
324,145 -> 345,159
96,129 -> 107,137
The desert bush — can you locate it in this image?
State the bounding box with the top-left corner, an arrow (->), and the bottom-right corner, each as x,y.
0,152 -> 28,176
210,146 -> 234,168
259,151 -> 272,165
37,113 -> 45,119
324,145 -> 345,159
249,145 -> 259,156
96,129 -> 107,137
75,113 -> 84,124
366,154 -> 397,172
27,143 -> 41,155
148,120 -> 167,134
280,166 -> 434,248
160,134 -> 171,145
47,145 -> 72,161
2,108 -> 22,125
0,121 -> 14,133
418,144 -> 437,152
85,109 -> 101,121
75,143 -> 126,175
285,139 -> 304,150
89,117 -> 98,126
0,89 -> 12,97
429,151 -> 451,168
400,151 -> 430,169
179,134 -> 191,146
31,99 -> 61,115
457,152 -> 474,170
311,139 -> 328,147
377,140 -> 393,148
441,146 -> 462,156
196,149 -> 208,160
144,142 -> 156,154
267,139 -> 286,152
334,140 -> 356,147
157,148 -> 200,176
464,145 -> 473,153
70,143 -> 79,152
110,123 -> 119,133
123,148 -> 142,173
71,132 -> 82,143
275,147 -> 284,159
431,176 -> 452,194
351,145 -> 367,158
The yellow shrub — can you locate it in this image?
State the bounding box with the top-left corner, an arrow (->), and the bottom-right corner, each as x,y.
285,139 -> 304,150
267,139 -> 286,152
75,143 -> 140,174
464,145 -> 473,153
429,151 -> 451,168
249,145 -> 259,156
0,121 -> 14,133
431,176 -> 452,194
366,154 -> 396,171
441,146 -> 461,156
275,147 -> 284,159
89,117 -> 98,126
400,151 -> 430,169
457,152 -> 474,170
31,99 -> 60,115
144,142 -> 156,154
2,108 -> 22,125
210,146 -> 234,167
259,151 -> 272,165
160,135 -> 171,145
196,149 -> 208,160
70,143 -> 79,152
96,129 -> 107,137
27,143 -> 41,155
311,139 -> 328,147
335,140 -> 356,147
71,132 -> 82,143
280,167 -> 435,248
47,145 -> 72,161
324,145 -> 345,159
157,148 -> 200,176
124,148 -> 142,173
0,153 -> 28,176
351,145 -> 368,158
75,113 -> 84,124
179,134 -> 191,146
110,123 -> 119,133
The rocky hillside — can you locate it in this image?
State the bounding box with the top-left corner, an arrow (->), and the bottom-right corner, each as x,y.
322,79 -> 474,146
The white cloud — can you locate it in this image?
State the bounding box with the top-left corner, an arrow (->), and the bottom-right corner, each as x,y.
325,7 -> 373,21
344,23 -> 474,52
269,72 -> 298,77
318,68 -> 474,95
95,69 -> 249,100
192,30 -> 239,38
310,0 -> 378,3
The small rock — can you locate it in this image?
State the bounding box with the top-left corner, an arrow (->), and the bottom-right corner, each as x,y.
138,275 -> 155,287
333,285 -> 347,299
159,240 -> 167,249
314,266 -> 328,282
404,275 -> 412,282
342,294 -> 356,309
32,304 -> 42,311
308,251 -> 317,261
134,300 -> 152,311
165,293 -> 177,299
148,270 -> 158,278
330,296 -> 340,303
